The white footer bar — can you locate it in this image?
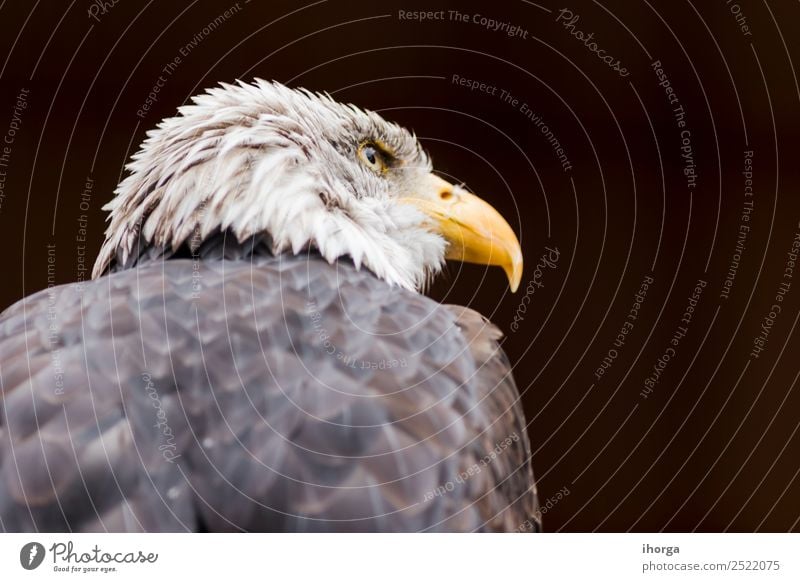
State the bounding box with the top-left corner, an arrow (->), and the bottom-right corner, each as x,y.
1,533 -> 797,580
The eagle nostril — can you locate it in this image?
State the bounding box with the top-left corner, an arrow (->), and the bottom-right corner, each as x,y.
439,190 -> 453,201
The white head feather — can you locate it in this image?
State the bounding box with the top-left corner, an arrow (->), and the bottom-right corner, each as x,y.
93,79 -> 447,291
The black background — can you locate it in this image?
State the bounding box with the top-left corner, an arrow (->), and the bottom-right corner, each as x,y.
1,0 -> 799,531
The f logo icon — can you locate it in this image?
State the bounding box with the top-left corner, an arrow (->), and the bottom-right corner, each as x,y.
19,542 -> 45,570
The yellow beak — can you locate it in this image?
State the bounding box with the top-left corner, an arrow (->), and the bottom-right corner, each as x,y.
401,174 -> 523,292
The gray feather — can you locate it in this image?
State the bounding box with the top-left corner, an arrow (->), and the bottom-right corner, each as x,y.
0,256 -> 537,532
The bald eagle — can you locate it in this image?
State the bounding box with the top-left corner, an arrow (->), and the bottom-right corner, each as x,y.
0,80 -> 539,532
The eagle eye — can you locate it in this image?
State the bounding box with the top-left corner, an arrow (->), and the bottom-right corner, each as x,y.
358,143 -> 389,173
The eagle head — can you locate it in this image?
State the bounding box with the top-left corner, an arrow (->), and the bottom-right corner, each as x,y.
93,79 -> 523,292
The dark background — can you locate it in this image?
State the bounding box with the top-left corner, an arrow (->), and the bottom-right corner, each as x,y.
1,0 -> 799,531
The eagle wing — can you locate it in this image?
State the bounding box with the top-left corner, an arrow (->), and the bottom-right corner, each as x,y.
0,257 -> 538,532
